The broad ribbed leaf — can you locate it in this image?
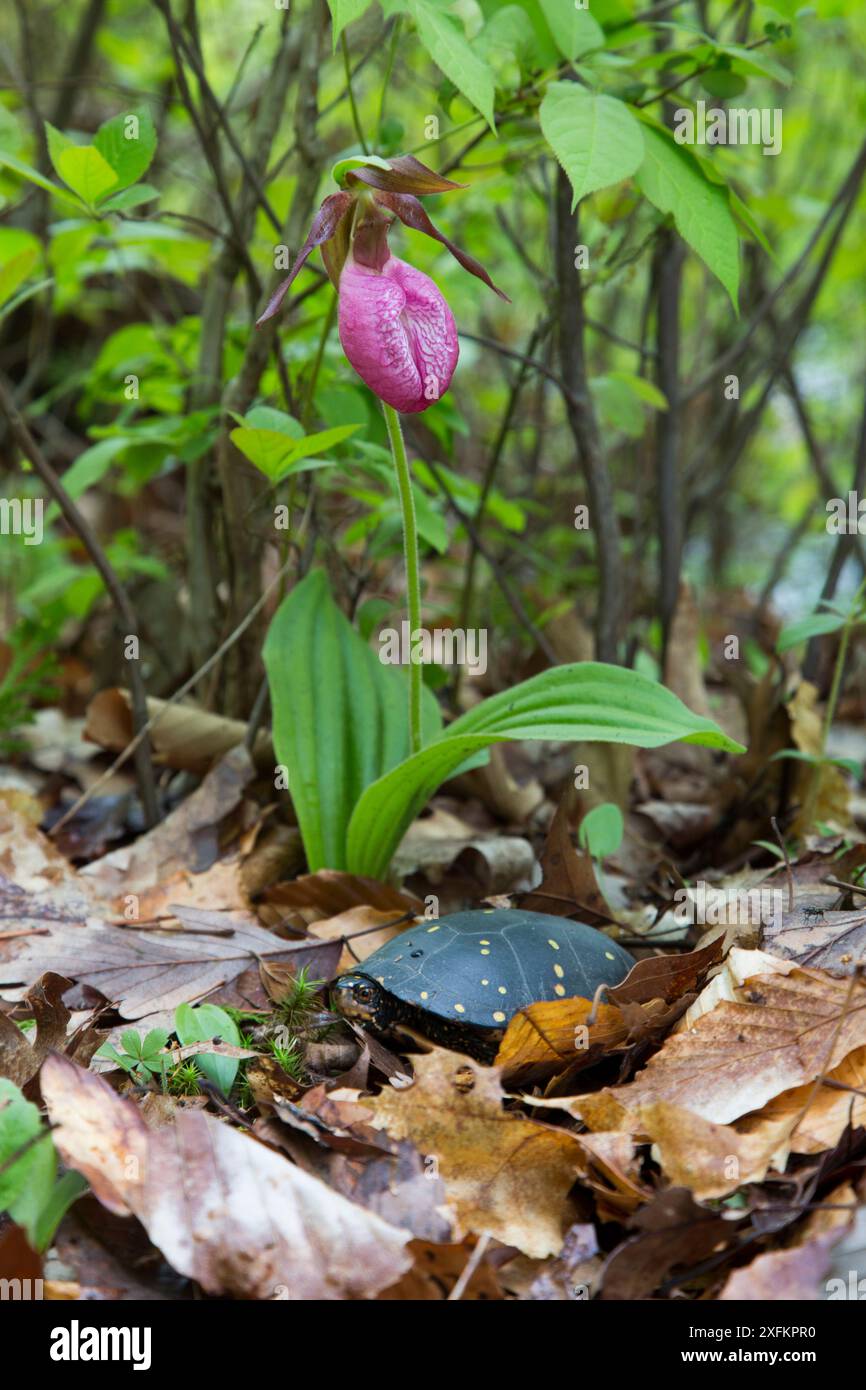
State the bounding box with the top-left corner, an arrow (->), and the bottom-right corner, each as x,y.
539,84 -> 644,209
346,663 -> 745,878
538,0 -> 603,61
93,109 -> 157,193
636,122 -> 740,308
264,570 -> 443,871
408,0 -> 497,132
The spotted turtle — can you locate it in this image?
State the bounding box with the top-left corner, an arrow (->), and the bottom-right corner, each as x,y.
333,908 -> 634,1063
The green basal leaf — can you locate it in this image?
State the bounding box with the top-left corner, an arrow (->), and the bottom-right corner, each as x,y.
264,569 -> 443,871
346,663 -> 745,878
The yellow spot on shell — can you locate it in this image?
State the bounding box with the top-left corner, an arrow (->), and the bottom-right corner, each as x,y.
427,925 -> 441,933
481,979 -> 489,986
554,964 -> 564,979
548,939 -> 560,950
454,1003 -> 465,1014
420,991 -> 429,1000
554,984 -> 566,996
498,986 -> 507,995
493,1011 -> 506,1023
481,949 -> 490,955
483,908 -> 494,914
605,951 -> 615,960
479,939 -> 490,945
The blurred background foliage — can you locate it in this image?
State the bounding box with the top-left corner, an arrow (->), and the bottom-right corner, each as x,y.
0,0 -> 863,738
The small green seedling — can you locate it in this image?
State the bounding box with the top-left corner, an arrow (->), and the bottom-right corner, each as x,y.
95,1028 -> 171,1083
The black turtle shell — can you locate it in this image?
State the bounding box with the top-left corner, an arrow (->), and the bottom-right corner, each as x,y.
352,908 -> 634,1032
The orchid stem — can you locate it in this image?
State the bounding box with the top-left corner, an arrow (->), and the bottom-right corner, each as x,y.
383,402 -> 422,756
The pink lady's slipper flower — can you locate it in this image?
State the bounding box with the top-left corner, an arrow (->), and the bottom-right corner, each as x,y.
257,155 -> 508,413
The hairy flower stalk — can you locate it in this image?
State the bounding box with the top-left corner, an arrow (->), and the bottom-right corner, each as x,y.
257,154 -> 508,754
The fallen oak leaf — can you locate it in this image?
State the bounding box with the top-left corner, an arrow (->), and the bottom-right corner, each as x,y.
365,1048 -> 586,1258
41,1053 -> 412,1299
0,973 -> 72,1087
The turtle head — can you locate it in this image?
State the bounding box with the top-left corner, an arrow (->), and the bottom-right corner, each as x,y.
333,972 -> 389,1028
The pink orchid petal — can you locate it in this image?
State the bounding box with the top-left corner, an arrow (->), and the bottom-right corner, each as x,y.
338,255 -> 459,414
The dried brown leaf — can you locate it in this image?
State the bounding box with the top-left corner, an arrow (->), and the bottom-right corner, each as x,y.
41,1054 -> 412,1299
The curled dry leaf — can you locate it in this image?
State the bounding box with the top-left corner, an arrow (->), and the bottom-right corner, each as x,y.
366,1048 -> 586,1258
495,940 -> 722,1088
518,798 -> 612,925
259,869 -> 421,930
736,1044 -> 866,1157
788,680 -> 851,835
496,995 -> 632,1088
574,963 -> 866,1128
608,938 -> 724,1006
41,1054 -> 412,1299
85,688 -> 274,776
0,972 -> 72,1086
637,1100 -> 794,1201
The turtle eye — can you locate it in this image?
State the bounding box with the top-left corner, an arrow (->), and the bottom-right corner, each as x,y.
334,976 -> 379,1020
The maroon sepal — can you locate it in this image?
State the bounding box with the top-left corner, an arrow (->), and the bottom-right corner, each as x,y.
373,191 -> 510,302
345,154 -> 467,195
255,191 -> 354,327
